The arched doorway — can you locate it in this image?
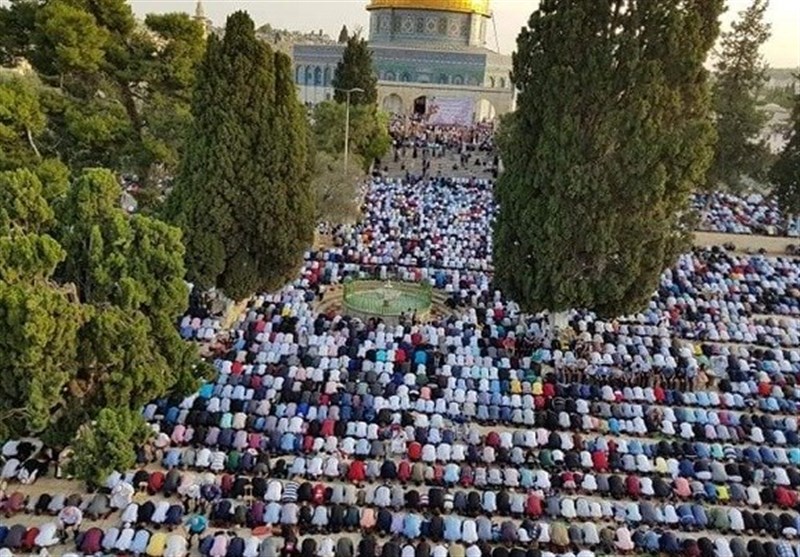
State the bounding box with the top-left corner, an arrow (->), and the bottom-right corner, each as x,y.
413,96 -> 427,116
382,94 -> 404,115
476,98 -> 496,122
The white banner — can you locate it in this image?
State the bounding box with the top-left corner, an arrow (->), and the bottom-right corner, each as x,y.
427,97 -> 473,126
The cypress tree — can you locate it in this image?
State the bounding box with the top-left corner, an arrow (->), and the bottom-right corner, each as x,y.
168,11 -> 313,299
332,34 -> 377,106
338,25 -> 349,44
494,0 -> 723,317
771,87 -> 800,216
708,0 -> 772,189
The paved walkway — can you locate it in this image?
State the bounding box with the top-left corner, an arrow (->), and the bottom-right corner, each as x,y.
694,231 -> 796,256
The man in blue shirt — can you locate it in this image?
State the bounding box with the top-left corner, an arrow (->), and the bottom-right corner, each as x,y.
186,514 -> 207,549
403,513 -> 422,539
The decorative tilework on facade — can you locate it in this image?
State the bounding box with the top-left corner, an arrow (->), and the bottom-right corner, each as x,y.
291,1 -> 514,120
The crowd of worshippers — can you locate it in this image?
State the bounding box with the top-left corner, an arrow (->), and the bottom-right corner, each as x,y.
388,116 -> 495,155
385,117 -> 497,178
5,437 -> 800,557
693,192 -> 798,237
4,177 -> 800,557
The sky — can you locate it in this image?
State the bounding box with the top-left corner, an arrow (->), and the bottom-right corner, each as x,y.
127,0 -> 799,67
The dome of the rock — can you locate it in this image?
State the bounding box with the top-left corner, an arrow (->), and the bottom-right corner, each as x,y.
367,0 -> 491,17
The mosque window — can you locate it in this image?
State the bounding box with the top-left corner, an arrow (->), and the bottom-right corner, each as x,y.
489,77 -> 496,88
500,77 -> 507,89
400,72 -> 412,83
324,67 -> 332,86
438,74 -> 449,84
384,71 -> 396,81
452,75 -> 463,85
304,66 -> 313,86
314,66 -> 322,86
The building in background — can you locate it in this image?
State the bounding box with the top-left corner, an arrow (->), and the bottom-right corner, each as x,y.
293,0 -> 514,122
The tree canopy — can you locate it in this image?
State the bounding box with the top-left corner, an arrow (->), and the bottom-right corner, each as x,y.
312,100 -> 391,172
0,168 -> 84,436
318,31 -> 388,174
494,0 -> 723,317
69,407 -> 151,488
167,11 -> 314,300
0,166 -> 206,473
332,34 -> 377,106
0,0 -> 212,484
771,84 -> 800,215
311,151 -> 364,224
0,75 -> 47,169
708,0 -> 772,190
0,0 -> 206,183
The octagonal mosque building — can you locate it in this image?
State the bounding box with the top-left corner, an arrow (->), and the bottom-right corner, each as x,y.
293,0 -> 515,122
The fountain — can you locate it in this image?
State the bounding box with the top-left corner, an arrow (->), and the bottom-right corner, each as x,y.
380,281 -> 401,308
342,279 -> 432,325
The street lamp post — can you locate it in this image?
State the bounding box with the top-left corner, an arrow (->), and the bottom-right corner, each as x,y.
336,87 -> 364,174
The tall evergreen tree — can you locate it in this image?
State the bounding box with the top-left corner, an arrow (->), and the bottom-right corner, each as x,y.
0,168 -> 84,438
167,11 -> 313,300
332,34 -> 377,106
0,165 -> 205,447
771,84 -> 800,215
708,0 -> 772,189
53,168 -> 205,441
338,25 -> 349,44
494,0 -> 723,317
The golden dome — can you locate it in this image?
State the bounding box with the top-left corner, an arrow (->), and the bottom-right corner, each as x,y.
367,0 -> 491,17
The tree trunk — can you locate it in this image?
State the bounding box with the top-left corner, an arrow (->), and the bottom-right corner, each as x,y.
118,82 -> 144,134
25,127 -> 42,159
118,81 -> 154,184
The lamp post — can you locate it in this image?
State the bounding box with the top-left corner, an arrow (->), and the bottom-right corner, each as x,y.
335,87 -> 364,174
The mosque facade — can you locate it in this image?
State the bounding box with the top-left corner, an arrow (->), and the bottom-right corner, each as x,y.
292,0 -> 515,121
